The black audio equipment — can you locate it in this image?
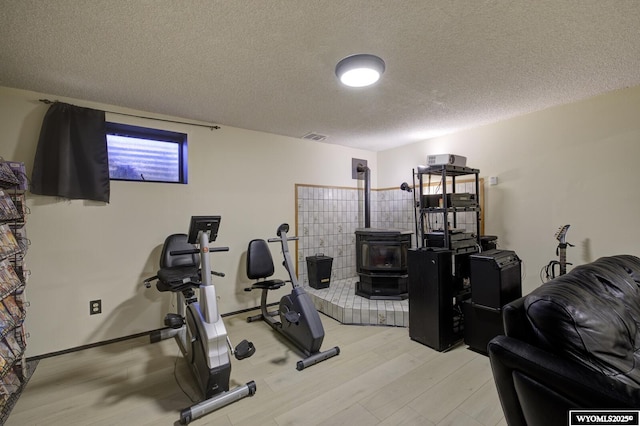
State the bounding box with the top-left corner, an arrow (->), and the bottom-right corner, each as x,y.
425,231 -> 477,252
480,235 -> 498,251
469,249 -> 521,309
425,236 -> 476,250
425,231 -> 474,242
408,248 -> 469,352
462,301 -> 503,355
464,249 -> 522,354
421,193 -> 476,208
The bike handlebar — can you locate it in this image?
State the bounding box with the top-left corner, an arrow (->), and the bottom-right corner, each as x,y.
209,247 -> 230,252
170,247 -> 230,256
268,237 -> 299,243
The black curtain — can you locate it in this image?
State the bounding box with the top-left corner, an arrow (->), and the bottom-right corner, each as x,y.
31,102 -> 110,203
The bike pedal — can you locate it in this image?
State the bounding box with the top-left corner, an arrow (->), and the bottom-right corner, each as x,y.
234,339 -> 256,360
164,313 -> 184,329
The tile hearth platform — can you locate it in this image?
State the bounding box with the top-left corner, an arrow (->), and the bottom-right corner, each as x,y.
304,277 -> 409,327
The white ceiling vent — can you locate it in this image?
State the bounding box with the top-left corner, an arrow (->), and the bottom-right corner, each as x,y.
301,132 -> 328,141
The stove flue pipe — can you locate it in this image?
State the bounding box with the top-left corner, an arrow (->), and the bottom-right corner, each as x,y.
357,163 -> 371,228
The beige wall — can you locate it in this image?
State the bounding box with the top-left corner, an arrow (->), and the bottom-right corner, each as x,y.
0,86 -> 377,357
379,85 -> 640,295
3,83 -> 640,357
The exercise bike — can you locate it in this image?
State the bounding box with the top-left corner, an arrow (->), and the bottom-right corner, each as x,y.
143,216 -> 256,424
244,223 -> 340,370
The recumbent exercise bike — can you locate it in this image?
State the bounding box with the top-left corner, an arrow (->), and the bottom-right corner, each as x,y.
144,216 -> 256,424
245,223 -> 340,370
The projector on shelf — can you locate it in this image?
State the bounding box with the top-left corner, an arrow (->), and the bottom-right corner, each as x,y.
426,154 -> 467,167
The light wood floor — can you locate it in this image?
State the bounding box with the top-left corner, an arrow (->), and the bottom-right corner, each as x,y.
7,312 -> 506,425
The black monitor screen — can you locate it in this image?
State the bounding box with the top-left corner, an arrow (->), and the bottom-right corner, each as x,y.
187,215 -> 221,244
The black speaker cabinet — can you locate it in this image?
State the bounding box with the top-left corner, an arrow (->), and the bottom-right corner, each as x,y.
408,248 -> 463,352
462,300 -> 504,355
470,249 -> 522,309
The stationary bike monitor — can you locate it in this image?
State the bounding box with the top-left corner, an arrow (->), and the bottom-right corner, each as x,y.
187,216 -> 222,244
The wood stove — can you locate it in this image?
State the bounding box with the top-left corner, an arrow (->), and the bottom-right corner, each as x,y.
355,228 -> 412,300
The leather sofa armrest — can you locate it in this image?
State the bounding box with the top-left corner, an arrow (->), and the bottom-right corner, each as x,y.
502,297 -> 530,340
488,335 -> 640,426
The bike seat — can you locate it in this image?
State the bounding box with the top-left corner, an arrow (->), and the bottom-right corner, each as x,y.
155,234 -> 202,293
246,279 -> 286,291
156,266 -> 200,292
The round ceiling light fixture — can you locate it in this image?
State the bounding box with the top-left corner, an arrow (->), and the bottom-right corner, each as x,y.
335,54 -> 386,88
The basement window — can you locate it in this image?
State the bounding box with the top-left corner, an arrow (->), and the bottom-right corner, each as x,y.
106,122 -> 188,184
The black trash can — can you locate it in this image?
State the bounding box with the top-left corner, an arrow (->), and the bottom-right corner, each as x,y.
306,254 -> 333,289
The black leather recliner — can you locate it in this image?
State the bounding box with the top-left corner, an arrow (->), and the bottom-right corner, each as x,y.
488,255 -> 640,426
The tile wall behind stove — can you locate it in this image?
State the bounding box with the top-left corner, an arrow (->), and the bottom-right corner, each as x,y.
295,184 -> 415,286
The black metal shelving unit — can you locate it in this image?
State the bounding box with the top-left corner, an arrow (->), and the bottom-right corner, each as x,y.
408,164 -> 481,352
414,164 -> 481,251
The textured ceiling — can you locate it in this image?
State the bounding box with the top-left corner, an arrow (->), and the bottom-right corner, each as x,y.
1,1 -> 640,151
